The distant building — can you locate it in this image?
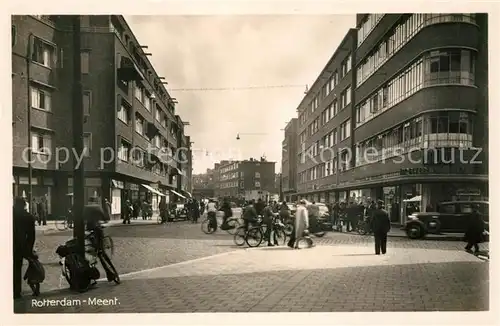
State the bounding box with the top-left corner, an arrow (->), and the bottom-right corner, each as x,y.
214,157 -> 276,201
280,118 -> 298,202
192,168 -> 215,198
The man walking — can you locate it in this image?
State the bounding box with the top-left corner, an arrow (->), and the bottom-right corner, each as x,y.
13,197 -> 36,299
370,200 -> 391,255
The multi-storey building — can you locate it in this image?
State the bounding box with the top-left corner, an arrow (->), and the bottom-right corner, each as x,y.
192,168 -> 215,199
12,15 -> 193,219
294,13 -> 488,224
214,158 -> 276,201
281,118 -> 298,202
296,28 -> 357,203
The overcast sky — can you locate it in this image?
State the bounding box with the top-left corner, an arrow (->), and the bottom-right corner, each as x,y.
125,15 -> 356,174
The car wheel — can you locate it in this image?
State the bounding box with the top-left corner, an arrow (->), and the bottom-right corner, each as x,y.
406,224 -> 423,239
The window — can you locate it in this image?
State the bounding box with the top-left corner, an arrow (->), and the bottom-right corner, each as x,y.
155,107 -> 161,121
144,91 -> 151,111
135,114 -> 145,135
341,55 -> 351,78
134,84 -> 143,101
438,204 -> 456,214
83,133 -> 91,157
118,102 -> 130,124
340,87 -> 351,108
32,38 -> 55,67
83,91 -> 91,116
12,25 -> 16,47
340,119 -> 351,141
152,135 -> 160,148
81,51 -> 89,74
118,140 -> 131,161
30,87 -> 51,111
255,181 -> 261,188
31,132 -> 52,154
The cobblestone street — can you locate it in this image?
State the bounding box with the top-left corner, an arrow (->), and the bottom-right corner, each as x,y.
15,222 -> 489,313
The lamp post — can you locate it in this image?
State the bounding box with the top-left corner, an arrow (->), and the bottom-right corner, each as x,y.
71,15 -> 86,255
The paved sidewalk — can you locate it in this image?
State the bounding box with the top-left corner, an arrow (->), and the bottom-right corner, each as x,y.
14,243 -> 488,313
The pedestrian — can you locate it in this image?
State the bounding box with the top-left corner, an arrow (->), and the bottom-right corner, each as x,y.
122,200 -> 132,224
31,198 -> 39,225
13,197 -> 36,299
262,202 -> 276,246
370,200 -> 391,255
159,197 -> 168,224
103,198 -> 112,221
40,196 -> 48,225
287,199 -> 310,249
345,202 -> 357,232
464,204 -> 485,254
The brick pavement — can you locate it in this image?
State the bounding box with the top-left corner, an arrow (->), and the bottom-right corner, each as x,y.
14,243 -> 488,313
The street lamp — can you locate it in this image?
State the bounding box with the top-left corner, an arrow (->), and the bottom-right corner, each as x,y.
236,132 -> 268,140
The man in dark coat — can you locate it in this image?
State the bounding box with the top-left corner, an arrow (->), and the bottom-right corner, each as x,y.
255,198 -> 265,216
13,197 -> 36,299
464,204 -> 485,254
370,200 -> 391,255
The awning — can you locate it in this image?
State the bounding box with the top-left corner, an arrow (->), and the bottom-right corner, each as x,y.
403,195 -> 421,202
141,184 -> 166,197
170,190 -> 186,199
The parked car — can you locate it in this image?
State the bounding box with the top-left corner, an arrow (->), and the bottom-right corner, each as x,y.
175,204 -> 189,220
403,201 -> 489,240
316,203 -> 330,218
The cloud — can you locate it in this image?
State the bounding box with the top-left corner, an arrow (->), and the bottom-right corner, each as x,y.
125,15 -> 355,173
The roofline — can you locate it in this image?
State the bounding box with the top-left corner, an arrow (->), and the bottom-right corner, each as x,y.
116,15 -> 175,104
295,28 -> 357,113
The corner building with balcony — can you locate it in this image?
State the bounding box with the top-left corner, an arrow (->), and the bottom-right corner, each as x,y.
12,15 -> 192,219
295,14 -> 488,224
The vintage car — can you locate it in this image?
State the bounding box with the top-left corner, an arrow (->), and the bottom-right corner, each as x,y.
403,201 -> 489,240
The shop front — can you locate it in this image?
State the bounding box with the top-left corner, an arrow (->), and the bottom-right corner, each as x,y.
15,175 -> 54,217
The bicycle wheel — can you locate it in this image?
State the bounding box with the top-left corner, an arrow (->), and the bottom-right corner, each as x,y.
245,227 -> 263,247
103,236 -> 114,257
233,226 -> 247,246
99,252 -> 120,284
201,218 -> 216,234
225,218 -> 241,235
56,219 -> 67,231
274,229 -> 287,246
284,222 -> 294,236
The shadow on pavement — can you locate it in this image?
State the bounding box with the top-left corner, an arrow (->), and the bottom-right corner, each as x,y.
14,261 -> 489,313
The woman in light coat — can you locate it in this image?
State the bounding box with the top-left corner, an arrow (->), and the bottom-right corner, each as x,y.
294,200 -> 310,244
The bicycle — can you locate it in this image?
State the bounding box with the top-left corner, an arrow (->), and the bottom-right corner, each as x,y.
56,226 -> 119,292
201,211 -> 241,235
356,218 -> 372,235
56,214 -> 74,231
237,216 -> 287,248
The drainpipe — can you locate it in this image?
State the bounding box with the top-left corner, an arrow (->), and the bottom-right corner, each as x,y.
26,33 -> 33,208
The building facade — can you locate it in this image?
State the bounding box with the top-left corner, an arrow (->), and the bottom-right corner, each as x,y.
281,118 -> 298,202
294,13 -> 488,224
12,15 -> 192,219
214,158 -> 276,201
192,168 -> 215,199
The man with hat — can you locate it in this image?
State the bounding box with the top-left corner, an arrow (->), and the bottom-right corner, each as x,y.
370,199 -> 391,255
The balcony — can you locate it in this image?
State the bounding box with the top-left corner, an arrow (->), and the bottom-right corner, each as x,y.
118,56 -> 144,82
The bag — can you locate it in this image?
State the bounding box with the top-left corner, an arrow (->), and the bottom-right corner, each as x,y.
24,256 -> 45,284
64,253 -> 93,292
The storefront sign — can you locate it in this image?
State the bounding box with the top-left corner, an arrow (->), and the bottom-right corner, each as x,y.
456,188 -> 481,196
44,177 -> 54,186
85,178 -> 101,187
19,176 -> 39,185
127,183 -> 139,191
